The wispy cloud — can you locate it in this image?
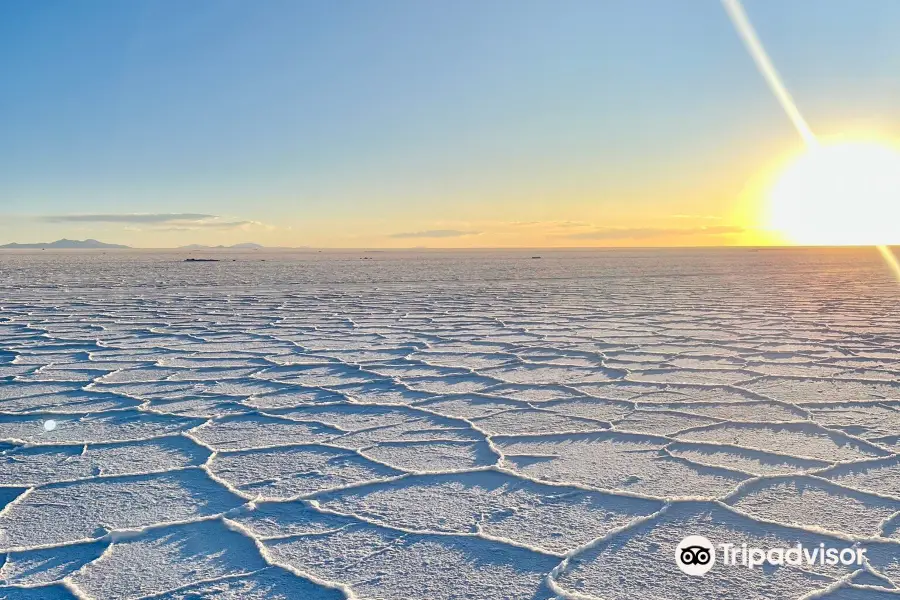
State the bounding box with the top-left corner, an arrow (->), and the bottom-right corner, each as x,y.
668,214 -> 723,220
389,229 -> 481,239
37,213 -> 272,232
507,220 -> 592,229
158,220 -> 265,231
39,213 -> 216,224
566,225 -> 744,240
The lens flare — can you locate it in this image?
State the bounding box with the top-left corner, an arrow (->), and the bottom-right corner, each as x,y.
721,0 -> 816,146
722,0 -> 900,280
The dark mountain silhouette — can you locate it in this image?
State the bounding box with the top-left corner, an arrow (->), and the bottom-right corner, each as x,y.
0,238 -> 130,249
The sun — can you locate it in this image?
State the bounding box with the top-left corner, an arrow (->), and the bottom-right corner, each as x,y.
767,140 -> 900,245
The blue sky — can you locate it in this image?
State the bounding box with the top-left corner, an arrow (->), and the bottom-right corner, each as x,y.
3,1 -> 900,247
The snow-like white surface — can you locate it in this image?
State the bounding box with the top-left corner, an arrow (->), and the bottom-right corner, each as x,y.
0,248 -> 899,599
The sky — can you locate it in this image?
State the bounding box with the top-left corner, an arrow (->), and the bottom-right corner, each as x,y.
3,0 -> 900,248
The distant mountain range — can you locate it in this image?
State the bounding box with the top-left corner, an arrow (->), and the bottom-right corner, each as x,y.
0,239 -> 271,250
0,238 -> 131,249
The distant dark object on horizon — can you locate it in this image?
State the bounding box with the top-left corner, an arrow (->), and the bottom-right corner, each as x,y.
532,256 -> 542,259
183,258 -> 221,263
0,238 -> 130,249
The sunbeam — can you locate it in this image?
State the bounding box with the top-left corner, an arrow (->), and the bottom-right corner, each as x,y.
722,0 -> 900,280
721,0 -> 816,147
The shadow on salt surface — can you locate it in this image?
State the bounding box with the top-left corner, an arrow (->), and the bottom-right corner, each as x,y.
190,414 -> 342,451
849,570 -> 898,589
480,363 -> 624,385
884,515 -> 900,540
0,389 -> 142,414
23,367 -> 124,383
0,437 -> 211,486
88,380 -> 203,401
495,431 -> 750,498
667,441 -> 831,476
625,385 -> 770,404
145,396 -> 252,418
0,540 -> 107,586
325,381 -> 433,405
155,355 -> 273,369
0,584 -> 78,599
271,404 -> 485,448
193,379 -> 297,398
209,444 -> 403,498
638,399 -> 809,422
674,421 -> 890,462
364,361 -> 472,379
313,346 -> 417,364
403,374 -> 501,395
626,367 -> 760,385
484,382 -> 593,402
0,410 -> 205,445
415,394 -> 529,419
610,409 -> 720,436
553,501 -> 862,600
725,475 -> 900,538
359,439 -> 497,472
149,567 -> 345,599
0,487 -> 27,512
255,364 -> 386,388
817,455 -> 900,501
471,408 -> 609,436
859,540 -> 900,589
806,401 -> 900,442
164,366 -> 267,382
313,470 -> 663,554
242,388 -> 347,410
231,500 -> 360,538
270,403 -> 442,431
537,396 -> 635,421
0,470 -> 245,550
0,382 -> 87,402
96,367 -> 184,384
815,587 -> 900,600
67,520 -> 290,599
744,376 -> 900,405
409,350 -> 518,370
264,519 -> 558,600
0,366 -> 34,379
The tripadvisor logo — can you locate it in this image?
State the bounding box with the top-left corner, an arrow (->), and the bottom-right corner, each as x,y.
676,535 -> 716,576
675,535 -> 867,576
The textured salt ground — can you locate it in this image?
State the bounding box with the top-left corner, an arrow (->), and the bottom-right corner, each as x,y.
1,248 -> 900,599
311,470 -> 664,554
725,476 -> 900,537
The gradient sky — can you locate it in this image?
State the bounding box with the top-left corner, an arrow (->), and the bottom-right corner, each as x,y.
3,0 -> 900,247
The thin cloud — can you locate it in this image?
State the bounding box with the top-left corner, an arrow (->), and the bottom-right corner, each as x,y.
37,213 -> 273,232
39,213 -> 215,224
507,220 -> 592,229
668,214 -> 723,220
390,229 -> 481,239
554,220 -> 593,229
158,220 -> 263,231
567,225 -> 744,240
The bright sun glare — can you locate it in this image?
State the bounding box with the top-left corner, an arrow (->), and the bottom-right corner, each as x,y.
768,140 -> 900,245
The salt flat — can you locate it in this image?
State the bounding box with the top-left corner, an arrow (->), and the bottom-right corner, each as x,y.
0,247 -> 899,599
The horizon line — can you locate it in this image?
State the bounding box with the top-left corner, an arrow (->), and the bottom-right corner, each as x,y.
1,244 -> 896,251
